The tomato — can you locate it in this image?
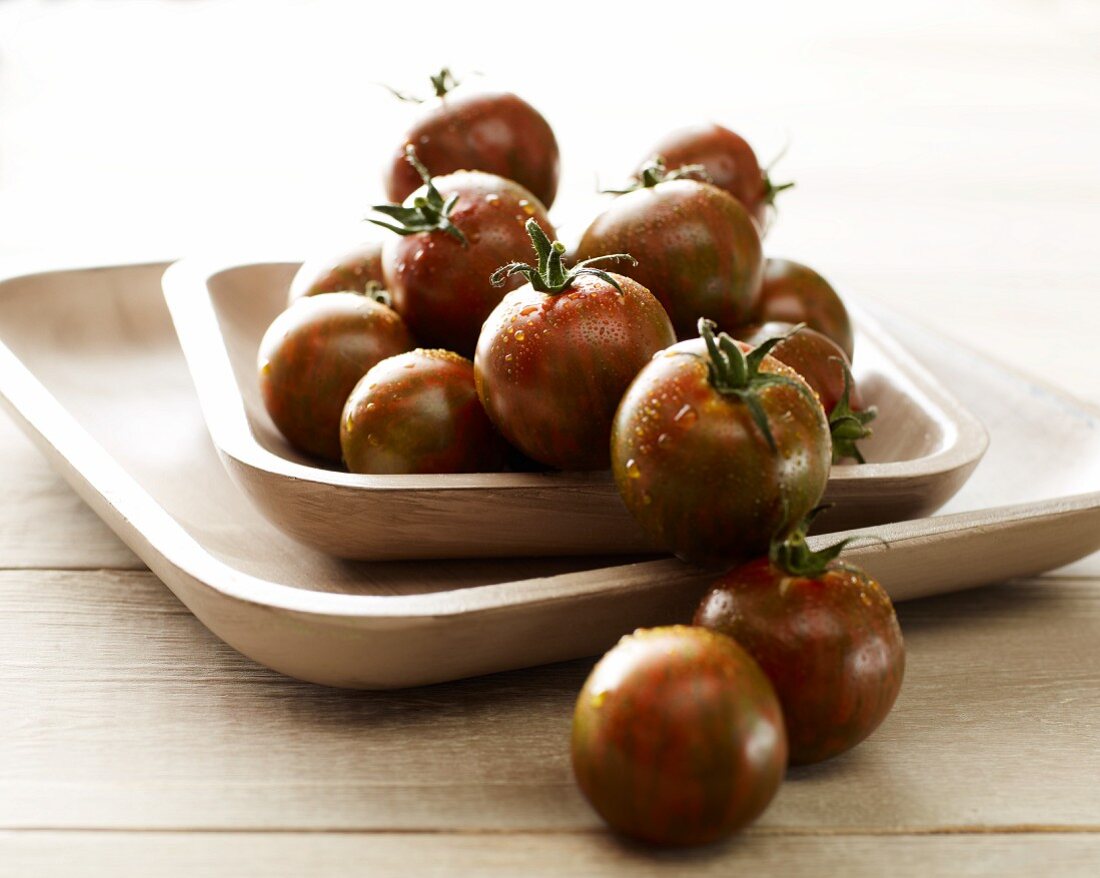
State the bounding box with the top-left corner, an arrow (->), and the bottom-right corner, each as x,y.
341,349 -> 506,475
611,320 -> 830,566
383,68 -> 560,209
258,293 -> 414,462
695,518 -> 905,764
757,259 -> 854,361
572,625 -> 787,846
738,322 -> 876,463
371,149 -> 554,358
475,220 -> 675,470
643,123 -> 792,228
288,240 -> 385,304
575,160 -> 763,339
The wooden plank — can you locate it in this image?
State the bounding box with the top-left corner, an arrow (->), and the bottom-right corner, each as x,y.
2,569 -> 1098,832
3,831 -> 1100,878
0,413 -> 142,570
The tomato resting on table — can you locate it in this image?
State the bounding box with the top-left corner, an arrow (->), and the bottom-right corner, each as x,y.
383,67 -> 560,209
371,148 -> 554,358
258,293 -> 414,462
287,239 -> 386,304
341,349 -> 507,475
695,514 -> 905,765
756,258 -> 854,361
475,219 -> 675,471
575,158 -> 763,339
611,319 -> 831,566
738,322 -> 876,463
641,123 -> 793,229
572,625 -> 787,847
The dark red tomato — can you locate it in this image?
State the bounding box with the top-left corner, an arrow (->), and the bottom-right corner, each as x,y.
695,523 -> 905,765
372,152 -> 554,358
738,322 -> 876,463
258,293 -> 414,462
575,167 -> 763,339
287,240 -> 385,304
572,625 -> 787,846
757,259 -> 854,361
475,220 -> 675,471
644,123 -> 791,228
739,322 -> 863,414
384,68 -> 560,209
341,349 -> 507,475
611,320 -> 830,566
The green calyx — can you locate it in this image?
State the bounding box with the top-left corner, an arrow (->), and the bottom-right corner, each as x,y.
769,506 -> 851,579
697,318 -> 809,453
829,358 -> 877,464
602,155 -> 712,195
490,219 -> 636,295
762,172 -> 795,208
382,67 -> 460,104
368,146 -> 466,245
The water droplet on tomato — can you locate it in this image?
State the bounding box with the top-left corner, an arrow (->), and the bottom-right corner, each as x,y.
514,330 -> 525,341
368,433 -> 381,447
486,193 -> 499,204
642,491 -> 653,505
404,362 -> 415,369
519,199 -> 535,216
673,404 -> 697,427
366,402 -> 376,411
657,432 -> 671,447
520,306 -> 538,316
505,353 -> 514,362
259,359 -> 271,375
625,459 -> 641,479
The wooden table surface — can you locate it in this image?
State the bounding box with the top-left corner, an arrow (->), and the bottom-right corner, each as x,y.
2,1 -> 1099,874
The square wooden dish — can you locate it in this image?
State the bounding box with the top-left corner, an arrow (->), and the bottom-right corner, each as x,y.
161,258 -> 989,560
0,262 -> 1097,688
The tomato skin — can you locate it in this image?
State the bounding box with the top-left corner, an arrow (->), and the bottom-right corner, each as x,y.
341,350 -> 506,475
575,180 -> 763,339
695,559 -> 905,765
382,171 -> 553,358
646,123 -> 768,226
258,294 -> 414,462
572,625 -> 787,846
474,272 -> 675,471
738,322 -> 864,415
757,259 -> 854,361
288,240 -> 385,304
611,339 -> 830,566
384,90 -> 560,209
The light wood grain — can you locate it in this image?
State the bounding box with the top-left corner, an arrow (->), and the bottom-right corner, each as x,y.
3,570 -> 1098,832
4,831 -> 1100,878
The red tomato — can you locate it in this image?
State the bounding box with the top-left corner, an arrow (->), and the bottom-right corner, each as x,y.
611,320 -> 830,566
372,149 -> 554,358
695,519 -> 905,765
643,123 -> 792,228
572,625 -> 787,846
575,161 -> 763,339
341,349 -> 507,475
757,259 -> 854,361
475,220 -> 676,471
258,294 -> 414,462
383,68 -> 560,209
288,240 -> 385,304
738,322 -> 876,463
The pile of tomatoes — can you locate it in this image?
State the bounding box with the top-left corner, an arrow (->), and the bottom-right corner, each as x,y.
259,69 -> 903,846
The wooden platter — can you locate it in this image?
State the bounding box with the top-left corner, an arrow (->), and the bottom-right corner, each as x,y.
0,261 -> 1097,688
161,258 -> 988,560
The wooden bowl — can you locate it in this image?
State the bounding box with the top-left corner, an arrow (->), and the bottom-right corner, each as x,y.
162,258 -> 988,561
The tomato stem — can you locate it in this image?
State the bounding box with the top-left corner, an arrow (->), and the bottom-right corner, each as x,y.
368,147 -> 467,245
697,319 -> 818,453
602,156 -> 713,195
491,219 -> 637,296
829,359 -> 876,463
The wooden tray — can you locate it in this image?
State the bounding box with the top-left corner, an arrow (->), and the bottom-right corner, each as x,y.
0,262 -> 1097,688
161,258 -> 988,560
